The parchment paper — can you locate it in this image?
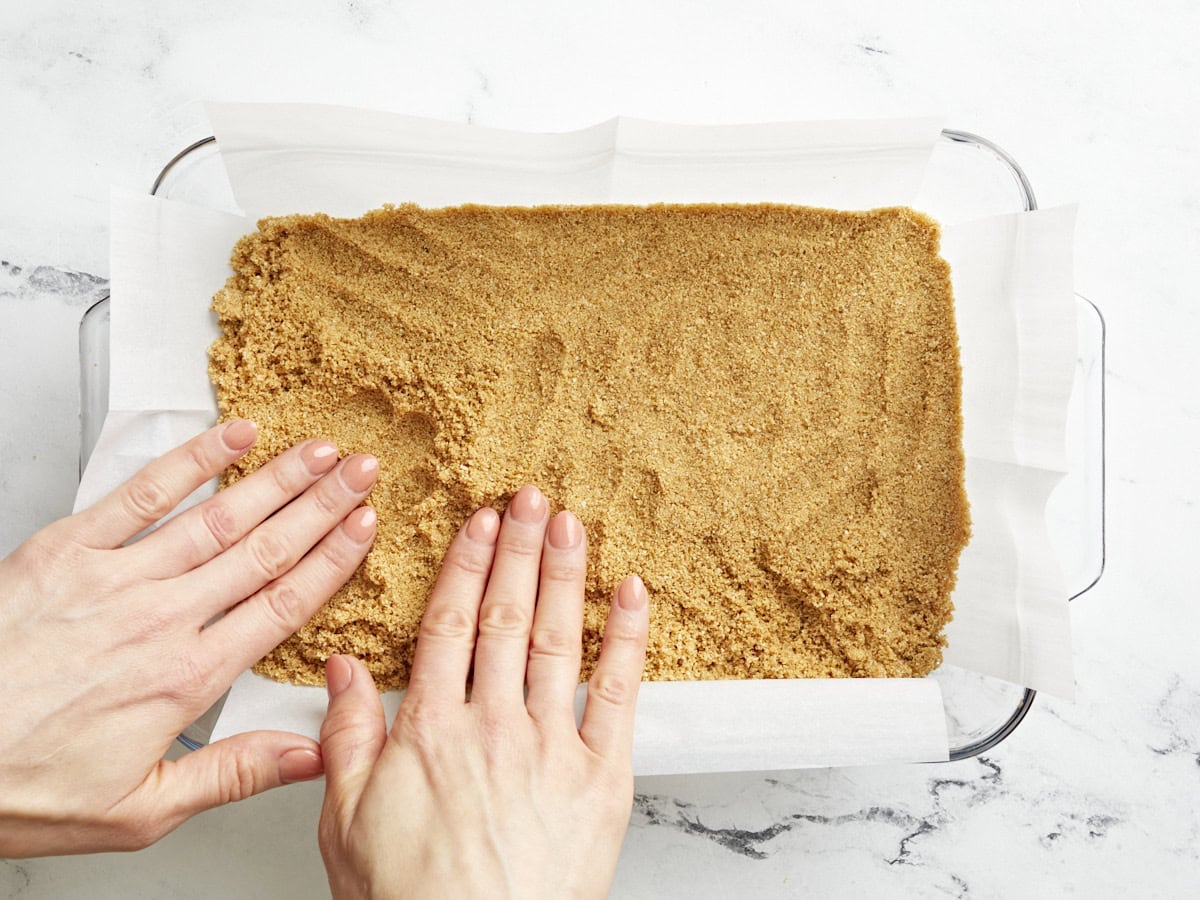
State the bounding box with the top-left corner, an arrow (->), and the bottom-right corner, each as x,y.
78,104 -> 1076,771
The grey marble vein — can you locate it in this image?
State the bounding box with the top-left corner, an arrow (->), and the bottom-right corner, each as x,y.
636,758 -> 1005,867
1147,675 -> 1200,765
0,860 -> 31,896
1,260 -> 108,307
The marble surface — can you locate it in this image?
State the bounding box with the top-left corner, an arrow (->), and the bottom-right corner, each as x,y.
1,0 -> 1197,896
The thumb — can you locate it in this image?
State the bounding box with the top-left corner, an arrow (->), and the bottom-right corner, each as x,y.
320,655 -> 387,821
132,730 -> 324,840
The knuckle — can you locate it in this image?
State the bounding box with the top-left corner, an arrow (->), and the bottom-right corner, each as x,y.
130,602 -> 180,642
14,529 -> 66,572
51,516 -> 89,546
529,626 -> 578,661
392,700 -> 449,752
588,671 -> 631,708
495,533 -> 542,560
220,746 -> 262,804
399,698 -> 444,731
246,529 -> 294,580
310,481 -> 343,517
394,702 -> 436,734
540,556 -> 586,585
319,708 -> 363,750
474,712 -> 524,762
607,611 -> 645,644
200,501 -> 239,551
419,605 -> 477,642
123,474 -> 174,522
159,653 -> 213,705
269,458 -> 305,497
477,601 -> 530,638
185,441 -> 216,475
445,547 -> 493,578
317,535 -> 358,575
258,580 -> 305,631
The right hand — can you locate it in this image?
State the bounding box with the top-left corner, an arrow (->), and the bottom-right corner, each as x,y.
317,485 -> 650,899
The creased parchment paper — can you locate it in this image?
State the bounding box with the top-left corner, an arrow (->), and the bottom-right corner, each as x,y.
77,104 -> 1076,772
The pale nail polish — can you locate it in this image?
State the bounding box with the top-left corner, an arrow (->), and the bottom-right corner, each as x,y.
342,455 -> 379,492
278,747 -> 322,784
302,440 -> 339,473
617,575 -> 647,611
222,419 -> 258,451
326,655 -> 353,697
508,485 -> 547,524
466,507 -> 500,542
344,506 -> 377,542
548,511 -> 582,549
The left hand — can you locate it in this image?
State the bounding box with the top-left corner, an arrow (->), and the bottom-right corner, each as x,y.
0,420 -> 378,857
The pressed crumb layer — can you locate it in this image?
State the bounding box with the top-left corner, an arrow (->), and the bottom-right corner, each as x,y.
209,202 -> 971,690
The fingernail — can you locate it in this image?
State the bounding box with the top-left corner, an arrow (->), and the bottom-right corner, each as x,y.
222,419 -> 258,451
343,506 -> 377,543
548,511 -> 582,549
508,485 -> 547,524
342,454 -> 379,492
326,655 -> 353,698
466,506 -> 500,542
617,575 -> 647,611
301,440 -> 339,474
278,747 -> 323,784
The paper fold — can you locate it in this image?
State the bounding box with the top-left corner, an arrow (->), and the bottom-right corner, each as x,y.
209,103 -> 942,216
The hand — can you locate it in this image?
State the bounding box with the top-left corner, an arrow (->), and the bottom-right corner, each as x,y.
318,485 -> 649,900
0,420 -> 378,857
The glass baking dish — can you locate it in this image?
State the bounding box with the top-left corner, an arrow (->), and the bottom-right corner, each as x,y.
79,128 -> 1106,761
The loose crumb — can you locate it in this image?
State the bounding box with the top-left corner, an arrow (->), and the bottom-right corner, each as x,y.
209,202 -> 970,689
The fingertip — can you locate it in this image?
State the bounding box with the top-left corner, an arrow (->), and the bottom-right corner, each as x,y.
222,419 -> 258,452
342,506 -> 378,544
341,454 -> 380,493
154,731 -> 330,822
319,655 -> 386,799
301,439 -> 340,474
508,484 -> 548,524
616,574 -> 648,612
326,654 -> 355,699
547,510 -> 583,549
278,746 -> 324,784
465,505 -> 501,543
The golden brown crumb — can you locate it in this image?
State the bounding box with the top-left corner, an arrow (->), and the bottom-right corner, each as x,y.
209,202 -> 970,689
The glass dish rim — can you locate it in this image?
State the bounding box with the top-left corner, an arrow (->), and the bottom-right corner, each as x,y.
79,127 -> 1107,763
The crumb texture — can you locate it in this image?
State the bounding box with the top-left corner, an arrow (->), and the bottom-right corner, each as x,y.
209,203 -> 970,689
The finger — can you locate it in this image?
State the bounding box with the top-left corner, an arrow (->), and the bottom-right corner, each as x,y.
72,419 -> 259,549
199,506 -> 377,681
320,655 -> 387,822
131,439 -> 340,579
525,511 -> 587,726
406,506 -> 500,706
181,453 -> 377,615
468,485 -> 549,711
127,730 -> 323,841
579,575 -> 650,760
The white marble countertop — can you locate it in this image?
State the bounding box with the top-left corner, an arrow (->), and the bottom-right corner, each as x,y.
2,1 -> 1197,896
